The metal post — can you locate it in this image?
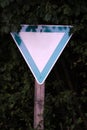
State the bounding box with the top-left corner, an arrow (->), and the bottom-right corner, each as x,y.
34,80 -> 45,130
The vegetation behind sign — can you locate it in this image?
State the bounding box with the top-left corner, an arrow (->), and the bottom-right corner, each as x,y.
0,0 -> 87,130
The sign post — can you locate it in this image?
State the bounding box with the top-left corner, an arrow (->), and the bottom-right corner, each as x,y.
11,25 -> 72,130
34,80 -> 45,130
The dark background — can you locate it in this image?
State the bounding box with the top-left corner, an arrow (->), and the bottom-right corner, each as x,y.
0,0 -> 87,129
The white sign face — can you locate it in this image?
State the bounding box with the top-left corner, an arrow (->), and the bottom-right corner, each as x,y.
19,32 -> 64,72
11,25 -> 72,84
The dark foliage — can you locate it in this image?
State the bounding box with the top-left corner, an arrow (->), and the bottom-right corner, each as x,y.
0,0 -> 87,129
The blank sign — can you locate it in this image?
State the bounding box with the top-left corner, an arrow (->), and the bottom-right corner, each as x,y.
11,25 -> 72,84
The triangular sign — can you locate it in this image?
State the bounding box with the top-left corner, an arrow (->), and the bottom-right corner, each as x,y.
11,25 -> 72,84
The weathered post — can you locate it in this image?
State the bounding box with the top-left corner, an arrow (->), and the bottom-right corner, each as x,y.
34,80 -> 45,130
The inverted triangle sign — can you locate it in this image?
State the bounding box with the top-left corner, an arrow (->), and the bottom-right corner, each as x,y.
11,25 -> 72,84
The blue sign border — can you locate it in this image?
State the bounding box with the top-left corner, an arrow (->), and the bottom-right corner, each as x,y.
11,25 -> 72,84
